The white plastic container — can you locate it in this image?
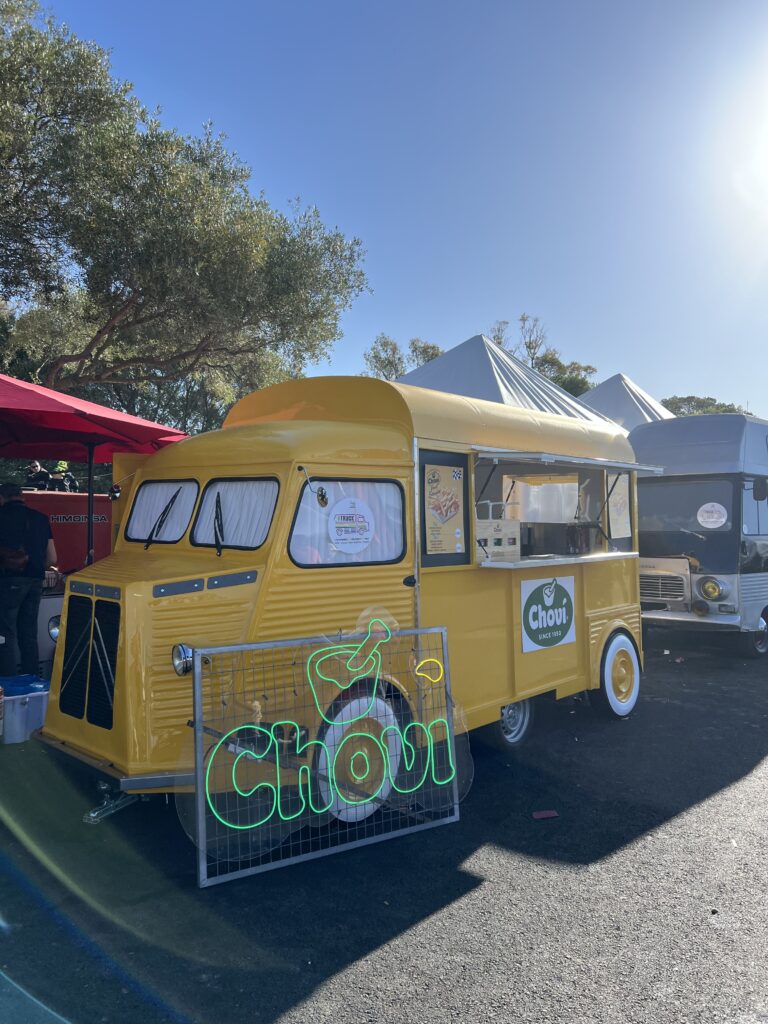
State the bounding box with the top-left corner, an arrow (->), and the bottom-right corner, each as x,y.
1,689 -> 49,744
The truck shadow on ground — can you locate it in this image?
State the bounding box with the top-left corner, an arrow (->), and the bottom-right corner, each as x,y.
1,634 -> 766,1024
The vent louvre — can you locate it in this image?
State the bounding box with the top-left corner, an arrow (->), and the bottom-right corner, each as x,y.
59,596 -> 92,719
86,600 -> 121,730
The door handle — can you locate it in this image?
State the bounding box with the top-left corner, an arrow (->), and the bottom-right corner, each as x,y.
402,575 -> 417,588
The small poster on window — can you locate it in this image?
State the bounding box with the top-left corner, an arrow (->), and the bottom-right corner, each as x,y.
425,464 -> 465,555
328,496 -> 375,555
608,474 -> 632,539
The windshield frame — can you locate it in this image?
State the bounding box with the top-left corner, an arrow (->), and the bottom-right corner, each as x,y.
190,476 -> 280,552
125,478 -> 200,546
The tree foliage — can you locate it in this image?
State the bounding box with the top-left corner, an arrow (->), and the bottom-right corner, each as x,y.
491,312 -> 596,396
0,1 -> 367,427
363,334 -> 443,381
661,395 -> 746,416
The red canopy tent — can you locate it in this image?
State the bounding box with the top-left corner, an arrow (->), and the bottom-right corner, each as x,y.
0,373 -> 187,562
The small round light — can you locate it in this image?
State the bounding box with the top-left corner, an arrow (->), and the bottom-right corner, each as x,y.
171,643 -> 193,676
699,577 -> 727,601
48,615 -> 60,642
692,599 -> 710,617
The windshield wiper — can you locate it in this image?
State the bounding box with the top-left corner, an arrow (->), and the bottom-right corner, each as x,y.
214,491 -> 224,557
144,487 -> 182,550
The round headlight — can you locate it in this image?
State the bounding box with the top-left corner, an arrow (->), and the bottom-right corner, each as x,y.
48,614 -> 60,642
699,577 -> 727,601
171,643 -> 193,676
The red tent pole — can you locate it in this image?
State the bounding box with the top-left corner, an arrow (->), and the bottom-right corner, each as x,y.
86,442 -> 95,566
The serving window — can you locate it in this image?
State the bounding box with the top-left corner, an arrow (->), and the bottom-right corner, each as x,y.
289,478 -> 405,568
473,456 -> 630,563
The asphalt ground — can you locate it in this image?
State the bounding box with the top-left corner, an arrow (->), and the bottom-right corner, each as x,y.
0,631 -> 766,1024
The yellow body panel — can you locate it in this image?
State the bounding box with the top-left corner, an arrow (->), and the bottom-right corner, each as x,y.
44,376 -> 642,786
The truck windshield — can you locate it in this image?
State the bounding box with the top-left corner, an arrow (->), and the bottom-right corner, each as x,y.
126,480 -> 199,544
192,479 -> 279,550
638,477 -> 738,573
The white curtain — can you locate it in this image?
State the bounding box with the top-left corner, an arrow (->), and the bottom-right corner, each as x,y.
290,480 -> 404,565
193,480 -> 279,549
126,481 -> 199,542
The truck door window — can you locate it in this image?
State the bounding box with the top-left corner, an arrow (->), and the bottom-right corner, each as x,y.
192,479 -> 279,550
289,479 -> 405,567
125,480 -> 199,544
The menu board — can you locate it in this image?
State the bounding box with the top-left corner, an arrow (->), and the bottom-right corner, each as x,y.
425,463 -> 466,555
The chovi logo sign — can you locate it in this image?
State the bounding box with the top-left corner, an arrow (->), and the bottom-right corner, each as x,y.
521,576 -> 576,652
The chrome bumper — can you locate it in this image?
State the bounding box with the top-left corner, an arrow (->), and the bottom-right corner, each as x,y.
642,609 -> 742,632
35,730 -> 194,790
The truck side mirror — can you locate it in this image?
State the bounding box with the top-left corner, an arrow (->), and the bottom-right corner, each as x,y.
754,478 -> 768,502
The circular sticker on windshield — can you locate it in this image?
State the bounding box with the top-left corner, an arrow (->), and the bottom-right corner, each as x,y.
328,497 -> 374,554
697,502 -> 728,529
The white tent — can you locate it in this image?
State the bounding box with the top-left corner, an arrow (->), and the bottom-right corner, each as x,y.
398,334 -> 612,424
580,373 -> 674,431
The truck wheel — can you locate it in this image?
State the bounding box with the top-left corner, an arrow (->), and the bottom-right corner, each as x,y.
480,698 -> 535,751
738,611 -> 768,658
315,683 -> 404,823
594,632 -> 641,718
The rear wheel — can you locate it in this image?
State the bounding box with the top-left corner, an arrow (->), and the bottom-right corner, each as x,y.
480,698 -> 535,751
738,610 -> 768,659
593,632 -> 641,718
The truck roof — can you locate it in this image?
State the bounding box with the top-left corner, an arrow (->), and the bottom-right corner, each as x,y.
222,376 -> 635,465
629,413 -> 768,477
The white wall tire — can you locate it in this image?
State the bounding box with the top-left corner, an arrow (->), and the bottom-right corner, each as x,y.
316,694 -> 403,823
597,632 -> 641,718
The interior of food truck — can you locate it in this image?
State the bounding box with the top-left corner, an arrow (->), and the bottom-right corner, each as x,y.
472,455 -> 635,565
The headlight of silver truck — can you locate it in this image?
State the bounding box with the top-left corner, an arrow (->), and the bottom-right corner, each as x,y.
48,615 -> 60,642
698,577 -> 728,601
171,643 -> 193,676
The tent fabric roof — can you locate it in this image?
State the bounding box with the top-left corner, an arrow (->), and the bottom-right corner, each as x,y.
580,373 -> 674,430
0,373 -> 186,462
397,334 -> 614,425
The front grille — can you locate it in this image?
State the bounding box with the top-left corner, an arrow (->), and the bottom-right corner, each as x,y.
59,594 -> 120,730
86,600 -> 120,729
639,573 -> 686,602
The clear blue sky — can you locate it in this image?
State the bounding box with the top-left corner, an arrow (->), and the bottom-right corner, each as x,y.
53,0 -> 768,413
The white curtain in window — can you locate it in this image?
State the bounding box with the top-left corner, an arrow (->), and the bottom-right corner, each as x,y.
290,480 -> 404,565
193,480 -> 279,548
126,481 -> 199,542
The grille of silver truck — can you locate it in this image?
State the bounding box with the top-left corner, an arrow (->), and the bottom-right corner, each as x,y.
639,573 -> 686,602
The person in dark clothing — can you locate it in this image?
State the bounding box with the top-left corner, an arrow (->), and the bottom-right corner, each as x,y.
24,460 -> 50,490
0,482 -> 57,676
49,460 -> 79,493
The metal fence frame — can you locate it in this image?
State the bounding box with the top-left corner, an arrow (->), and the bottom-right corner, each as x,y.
192,626 -> 459,887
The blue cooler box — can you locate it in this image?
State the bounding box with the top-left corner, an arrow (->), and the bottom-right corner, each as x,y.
0,676 -> 50,744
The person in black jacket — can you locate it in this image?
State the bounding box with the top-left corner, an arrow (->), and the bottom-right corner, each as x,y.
24,460 -> 50,490
0,482 -> 57,676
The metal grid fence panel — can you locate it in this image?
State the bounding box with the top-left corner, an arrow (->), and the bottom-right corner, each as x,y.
189,624 -> 460,887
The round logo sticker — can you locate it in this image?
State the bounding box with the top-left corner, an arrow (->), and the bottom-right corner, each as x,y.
328,497 -> 374,554
696,502 -> 728,530
523,578 -> 574,649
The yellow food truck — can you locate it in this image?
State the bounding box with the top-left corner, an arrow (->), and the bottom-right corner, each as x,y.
41,377 -> 647,810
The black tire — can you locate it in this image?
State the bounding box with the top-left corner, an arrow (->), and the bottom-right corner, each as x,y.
592,631 -> 641,719
738,611 -> 768,659
478,698 -> 535,751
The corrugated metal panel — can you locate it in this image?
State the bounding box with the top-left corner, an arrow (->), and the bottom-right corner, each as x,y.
256,564 -> 414,640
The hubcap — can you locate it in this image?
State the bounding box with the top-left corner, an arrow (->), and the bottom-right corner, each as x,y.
611,650 -> 635,703
500,701 -> 529,744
